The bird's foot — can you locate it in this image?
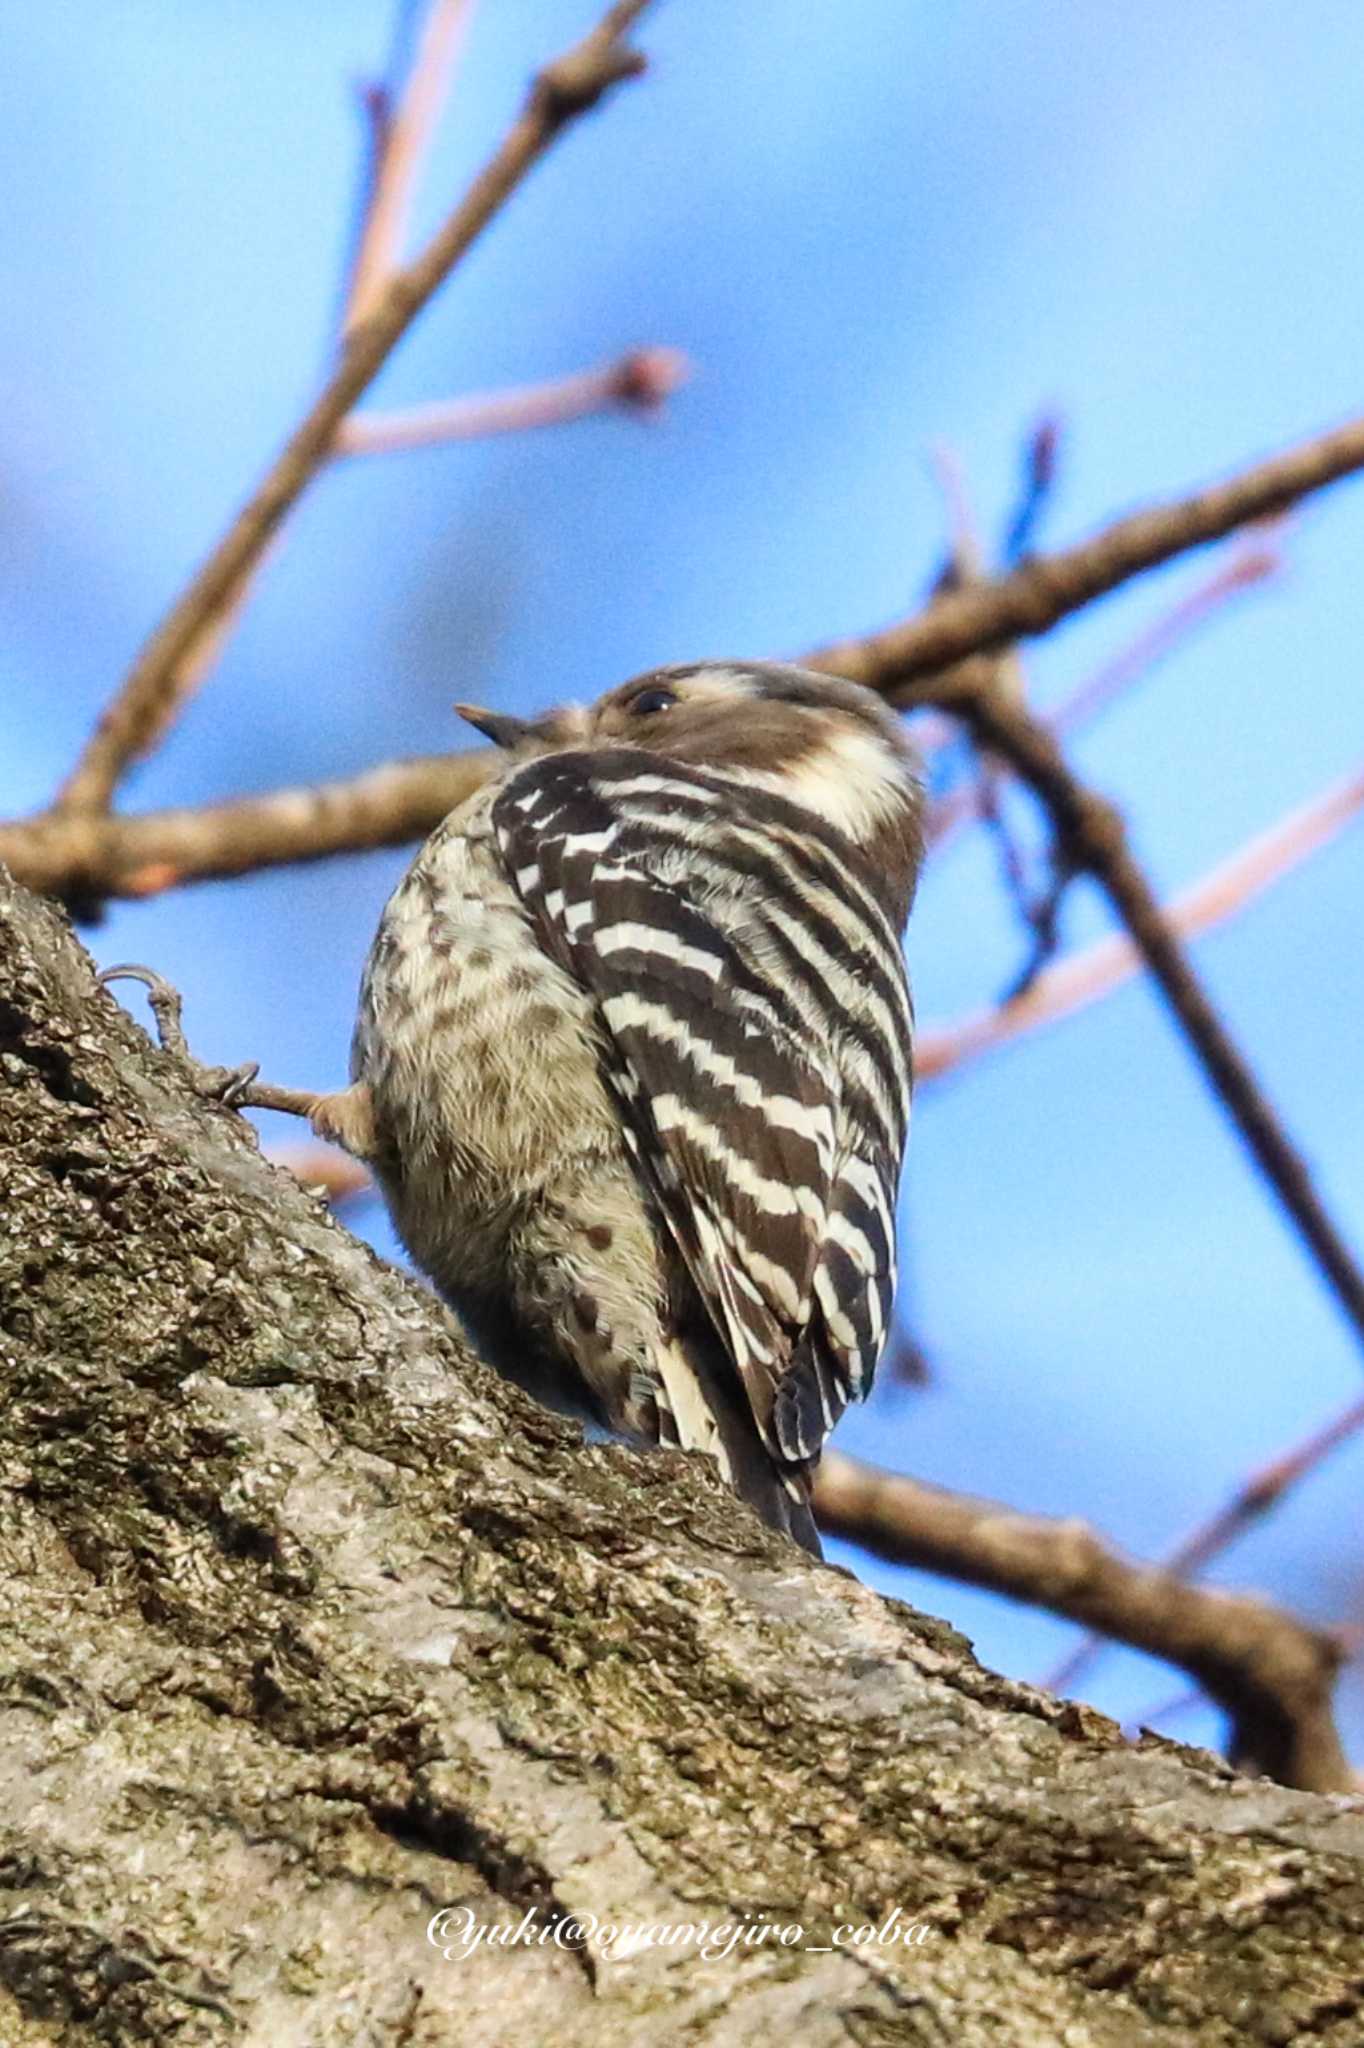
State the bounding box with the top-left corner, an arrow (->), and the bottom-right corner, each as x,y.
305,1082 -> 379,1159
97,963 -> 373,1156
98,963 -> 267,1106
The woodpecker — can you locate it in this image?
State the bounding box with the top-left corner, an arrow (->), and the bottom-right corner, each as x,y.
326,661 -> 922,1556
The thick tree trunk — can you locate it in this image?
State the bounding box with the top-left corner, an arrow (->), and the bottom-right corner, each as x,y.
1,866 -> 1361,2048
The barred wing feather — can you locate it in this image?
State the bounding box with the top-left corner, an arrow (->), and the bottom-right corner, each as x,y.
492,750 -> 906,1464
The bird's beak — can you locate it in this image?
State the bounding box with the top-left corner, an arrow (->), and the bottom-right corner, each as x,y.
454,704 -> 536,750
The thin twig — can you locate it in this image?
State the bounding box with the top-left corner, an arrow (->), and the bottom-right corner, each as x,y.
344,0 -> 479,331
969,760 -> 1069,1001
1044,1393 -> 1364,1701
919,773 -> 979,853
943,685 -> 1364,1361
55,1 -> 469,815
1130,1628 -> 1363,1756
1168,1398 -> 1364,1578
337,78 -> 396,329
806,414 -> 1364,700
52,0 -> 656,818
925,444 -> 1054,983
6,412 -> 1357,899
923,528 -> 1285,857
1002,412 -> 1063,565
336,346 -> 689,454
811,1451 -> 1353,1792
916,760 -> 1364,1083
1124,1681 -> 1208,1736
1050,524 -> 1284,739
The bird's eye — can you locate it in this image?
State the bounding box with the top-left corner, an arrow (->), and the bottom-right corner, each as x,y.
630,686 -> 679,717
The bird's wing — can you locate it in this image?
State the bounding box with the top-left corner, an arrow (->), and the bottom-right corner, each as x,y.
772,1118 -> 904,1460
492,749 -> 908,1463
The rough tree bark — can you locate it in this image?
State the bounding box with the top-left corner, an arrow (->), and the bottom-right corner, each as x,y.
2,863 -> 1362,2047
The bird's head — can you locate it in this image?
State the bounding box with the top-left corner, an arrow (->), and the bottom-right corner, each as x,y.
456,660 -> 924,915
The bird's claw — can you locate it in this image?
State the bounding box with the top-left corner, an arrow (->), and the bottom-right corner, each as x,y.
98,963 -> 261,1107
205,1059 -> 262,1108
98,962 -> 190,1057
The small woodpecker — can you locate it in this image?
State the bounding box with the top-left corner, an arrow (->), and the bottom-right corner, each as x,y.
321,661 -> 923,1556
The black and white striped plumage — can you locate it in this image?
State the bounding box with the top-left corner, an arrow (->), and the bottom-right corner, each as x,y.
349,662 -> 922,1555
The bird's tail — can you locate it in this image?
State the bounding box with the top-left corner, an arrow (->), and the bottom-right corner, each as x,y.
655,1330 -> 823,1559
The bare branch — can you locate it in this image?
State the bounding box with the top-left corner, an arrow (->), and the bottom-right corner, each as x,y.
336,345 -> 689,455
943,686 -> 1364,1361
2,411 -> 1349,908
870,442 -> 1364,1365
1045,1392 -> 1364,1702
51,0 -> 656,818
1002,411 -> 1063,564
923,444 -> 1056,982
336,78 -> 395,328
812,1452 -> 1354,1793
917,760 -> 1364,1082
344,0 -> 478,332
923,528 -> 1285,858
1049,524 -> 1284,739
0,753 -> 495,901
806,414 -> 1364,700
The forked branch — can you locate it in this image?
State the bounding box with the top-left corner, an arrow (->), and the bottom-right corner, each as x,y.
51,0 -> 657,818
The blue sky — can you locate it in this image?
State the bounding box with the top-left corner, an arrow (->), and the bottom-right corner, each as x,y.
5,1 -> 1364,1758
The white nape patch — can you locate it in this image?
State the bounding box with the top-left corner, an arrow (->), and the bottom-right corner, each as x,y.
743,723 -> 908,845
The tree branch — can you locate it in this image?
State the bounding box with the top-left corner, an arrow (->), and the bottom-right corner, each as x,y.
1044,1392 -> 1364,1702
0,752 -> 496,902
4,412 -> 1357,903
343,0 -> 478,332
923,528 -> 1284,858
917,759 -> 1364,1082
942,685 -> 1364,1362
813,1453 -> 1354,1794
51,0 -> 656,818
1047,525 -> 1284,740
806,414 -> 1364,699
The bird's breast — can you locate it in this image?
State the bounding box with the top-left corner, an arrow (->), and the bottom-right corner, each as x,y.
353,810 -> 612,1287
